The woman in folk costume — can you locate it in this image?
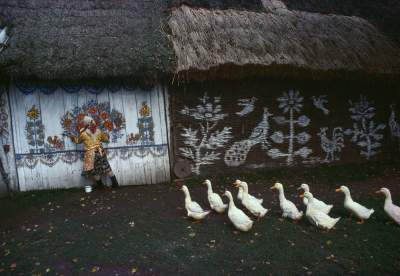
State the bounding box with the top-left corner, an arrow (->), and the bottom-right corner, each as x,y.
70,116 -> 119,189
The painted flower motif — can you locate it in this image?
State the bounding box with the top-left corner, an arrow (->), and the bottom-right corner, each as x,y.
62,119 -> 72,128
88,107 -> 98,115
349,96 -> 375,121
139,102 -> 151,117
180,94 -> 227,122
277,90 -> 303,113
27,105 -> 40,120
99,112 -> 109,120
77,114 -> 86,121
103,121 -> 113,131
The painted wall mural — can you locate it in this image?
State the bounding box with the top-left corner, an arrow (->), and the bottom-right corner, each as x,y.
224,107 -> 272,167
311,95 -> 330,115
174,84 -> 398,176
61,99 -> 126,142
126,101 -> 155,145
236,97 -> 258,117
179,93 -> 232,175
389,105 -> 400,147
344,95 -> 385,160
25,105 -> 45,153
318,127 -> 345,163
0,92 -> 10,143
9,83 -> 171,190
268,90 -> 312,165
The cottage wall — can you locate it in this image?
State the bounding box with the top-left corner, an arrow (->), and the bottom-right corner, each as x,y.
5,82 -> 171,191
170,79 -> 400,177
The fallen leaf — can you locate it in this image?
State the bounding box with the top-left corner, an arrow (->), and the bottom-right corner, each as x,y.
131,267 -> 138,274
91,266 -> 100,272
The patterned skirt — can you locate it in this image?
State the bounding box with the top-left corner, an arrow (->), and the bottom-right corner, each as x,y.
82,151 -> 113,177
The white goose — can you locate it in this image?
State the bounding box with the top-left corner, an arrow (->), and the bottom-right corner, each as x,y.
236,181 -> 268,218
203,180 -> 228,213
181,185 -> 210,220
302,192 -> 340,230
376,187 -> 400,226
336,185 -> 374,224
271,182 -> 303,221
224,191 -> 253,232
298,183 -> 333,214
234,180 -> 263,204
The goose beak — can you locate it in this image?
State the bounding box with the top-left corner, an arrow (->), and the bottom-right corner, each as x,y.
270,186 -> 276,190
335,188 -> 341,192
375,190 -> 382,194
297,187 -> 302,190
299,194 -> 304,198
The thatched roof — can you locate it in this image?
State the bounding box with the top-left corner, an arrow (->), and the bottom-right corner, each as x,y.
281,0 -> 400,46
0,0 -> 174,82
0,1 -> 399,83
168,5 -> 400,82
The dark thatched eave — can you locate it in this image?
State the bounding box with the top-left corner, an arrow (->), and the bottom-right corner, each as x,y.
0,0 -> 175,83
281,0 -> 400,46
168,6 -> 400,83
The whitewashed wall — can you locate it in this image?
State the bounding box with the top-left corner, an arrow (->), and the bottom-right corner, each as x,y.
8,82 -> 171,191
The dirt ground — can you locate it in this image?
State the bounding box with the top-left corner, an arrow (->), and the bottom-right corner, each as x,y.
1,160 -> 400,275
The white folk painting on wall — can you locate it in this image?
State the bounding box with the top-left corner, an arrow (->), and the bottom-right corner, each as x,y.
344,95 -> 385,160
224,107 -> 272,167
268,90 -> 312,165
179,93 -> 232,175
311,95 -> 330,115
236,97 -> 258,117
318,127 -> 345,163
388,104 -> 400,149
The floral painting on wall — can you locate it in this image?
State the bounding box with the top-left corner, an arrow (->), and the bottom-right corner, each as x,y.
60,99 -> 126,142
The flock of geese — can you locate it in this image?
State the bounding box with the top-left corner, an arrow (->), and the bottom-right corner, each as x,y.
180,180 -> 400,232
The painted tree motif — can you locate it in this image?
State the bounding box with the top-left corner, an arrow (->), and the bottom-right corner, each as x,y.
25,105 -> 45,153
179,93 -> 232,174
268,90 -> 312,165
224,107 -> 272,167
318,127 -> 344,163
344,95 -> 385,159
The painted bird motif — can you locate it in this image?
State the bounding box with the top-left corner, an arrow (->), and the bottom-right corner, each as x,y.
318,127 -> 344,163
236,97 -> 257,117
224,108 -> 272,167
311,95 -> 329,115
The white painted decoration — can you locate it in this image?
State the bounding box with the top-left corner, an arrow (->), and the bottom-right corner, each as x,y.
344,95 -> 385,160
388,104 -> 400,150
318,127 -> 344,163
311,95 -> 329,115
224,108 -> 272,167
268,90 -> 312,165
179,93 -> 232,175
236,97 -> 257,117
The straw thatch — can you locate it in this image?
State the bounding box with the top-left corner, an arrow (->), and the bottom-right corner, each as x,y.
168,0 -> 263,11
0,0 -> 174,82
281,0 -> 400,45
168,5 -> 400,81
